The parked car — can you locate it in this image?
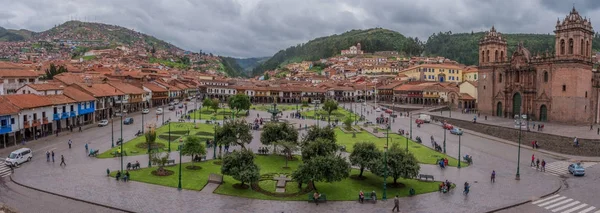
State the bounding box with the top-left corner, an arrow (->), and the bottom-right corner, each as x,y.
418,114 -> 431,123
178,104 -> 184,109
5,148 -> 32,167
375,108 -> 382,112
169,102 -> 175,106
123,117 -> 134,125
415,119 -> 425,125
568,163 -> 585,176
115,112 -> 123,117
443,123 -> 453,130
156,108 -> 163,115
450,127 -> 463,135
168,106 -> 175,111
384,109 -> 393,114
98,120 -> 109,127
142,109 -> 150,114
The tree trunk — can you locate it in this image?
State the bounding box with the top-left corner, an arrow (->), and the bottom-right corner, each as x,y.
285,156 -> 288,167
359,167 -> 364,177
393,178 -> 398,184
298,181 -> 302,188
312,180 -> 317,191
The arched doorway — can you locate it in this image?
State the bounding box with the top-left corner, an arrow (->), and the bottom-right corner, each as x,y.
539,105 -> 548,121
512,93 -> 522,116
496,102 -> 502,117
438,74 -> 446,82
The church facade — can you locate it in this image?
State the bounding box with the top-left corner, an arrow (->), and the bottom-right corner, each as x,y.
477,8 -> 599,124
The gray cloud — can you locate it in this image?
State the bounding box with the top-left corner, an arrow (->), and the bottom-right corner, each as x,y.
0,0 -> 597,58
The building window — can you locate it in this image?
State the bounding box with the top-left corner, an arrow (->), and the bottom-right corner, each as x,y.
499,74 -> 503,83
562,84 -> 566,91
474,74 -> 477,80
581,39 -> 584,55
585,91 -> 588,98
560,39 -> 565,55
483,86 -> 486,90
543,71 -> 548,82
11,118 -> 14,124
568,38 -> 574,54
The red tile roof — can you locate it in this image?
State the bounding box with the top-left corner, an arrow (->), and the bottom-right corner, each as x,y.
74,83 -> 125,97
108,82 -> 146,94
143,83 -> 168,92
46,94 -> 76,105
0,69 -> 39,78
0,96 -> 20,115
4,94 -> 53,109
24,83 -> 65,91
63,86 -> 96,102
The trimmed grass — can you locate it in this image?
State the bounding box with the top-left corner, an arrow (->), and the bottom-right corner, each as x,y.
117,155 -> 440,201
301,108 -> 360,121
251,104 -> 310,112
335,128 -> 466,167
97,122 -> 215,158
190,108 -> 246,120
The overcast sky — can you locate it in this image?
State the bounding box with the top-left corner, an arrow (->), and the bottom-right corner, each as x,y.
1,0 -> 600,58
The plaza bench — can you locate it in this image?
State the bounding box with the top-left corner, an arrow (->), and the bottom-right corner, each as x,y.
418,174 -> 434,181
88,149 -> 99,157
360,192 -> 377,203
308,193 -> 327,203
166,159 -> 176,165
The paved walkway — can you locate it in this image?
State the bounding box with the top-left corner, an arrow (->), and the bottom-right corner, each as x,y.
6,104 -> 565,213
428,109 -> 600,139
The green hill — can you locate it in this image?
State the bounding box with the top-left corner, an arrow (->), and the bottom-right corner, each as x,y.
424,31 -> 600,65
235,57 -> 269,73
219,56 -> 247,77
251,28 -> 423,76
0,27 -> 26,41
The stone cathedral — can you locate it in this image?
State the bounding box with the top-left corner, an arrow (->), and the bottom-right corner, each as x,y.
477,7 -> 600,124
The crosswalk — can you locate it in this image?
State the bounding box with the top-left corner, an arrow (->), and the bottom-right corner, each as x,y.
530,161 -> 597,176
532,194 -> 598,213
0,163 -> 12,178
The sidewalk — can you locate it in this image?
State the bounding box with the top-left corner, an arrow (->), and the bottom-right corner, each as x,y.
431,110 -> 600,139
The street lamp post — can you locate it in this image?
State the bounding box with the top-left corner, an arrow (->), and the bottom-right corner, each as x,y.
409,112 -> 412,139
212,117 -> 217,160
178,138 -> 183,190
147,126 -> 151,168
120,97 -> 124,174
111,117 -> 114,148
516,114 -> 522,180
457,134 -> 462,168
443,128 -> 447,154
142,108 -> 145,134
383,124 -> 389,201
168,121 -> 171,152
194,99 -> 197,125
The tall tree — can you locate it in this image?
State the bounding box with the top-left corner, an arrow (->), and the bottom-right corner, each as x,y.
372,143 -> 420,185
275,140 -> 299,168
202,98 -> 215,111
349,142 -> 382,178
301,138 -> 338,161
180,135 -> 206,168
260,122 -> 299,147
322,99 -> 338,124
214,119 -> 253,153
292,155 -> 350,190
228,94 -> 251,117
221,149 -> 260,188
301,126 -> 336,146
210,98 -> 220,114
43,63 -> 68,80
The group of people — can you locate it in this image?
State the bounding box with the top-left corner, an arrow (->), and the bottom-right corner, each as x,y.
531,140 -> 540,149
358,190 -> 377,203
437,158 -> 449,168
530,122 -> 545,131
126,161 -> 141,170
115,170 -> 130,182
439,180 -> 453,193
531,154 -> 546,172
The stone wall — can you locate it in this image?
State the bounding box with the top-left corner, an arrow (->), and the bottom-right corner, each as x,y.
430,115 -> 600,157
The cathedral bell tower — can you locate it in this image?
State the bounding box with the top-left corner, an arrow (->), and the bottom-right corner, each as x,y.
479,26 -> 508,66
554,7 -> 594,61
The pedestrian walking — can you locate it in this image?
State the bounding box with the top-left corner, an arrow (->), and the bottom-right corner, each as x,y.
591,125 -> 593,130
392,195 -> 400,212
574,137 -> 579,147
79,126 -> 82,132
51,151 -> 55,162
541,160 -> 546,172
85,143 -> 88,152
537,124 -> 540,131
491,170 -> 496,183
530,154 -> 535,167
536,159 -> 540,171
46,151 -> 50,162
531,140 -> 535,149
68,139 -> 72,149
60,155 -> 66,166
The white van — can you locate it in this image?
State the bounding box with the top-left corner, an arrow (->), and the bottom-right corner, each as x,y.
418,114 -> 432,123
5,148 -> 33,166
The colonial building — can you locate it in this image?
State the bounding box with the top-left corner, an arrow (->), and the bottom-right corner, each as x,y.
341,43 -> 364,55
477,8 -> 596,124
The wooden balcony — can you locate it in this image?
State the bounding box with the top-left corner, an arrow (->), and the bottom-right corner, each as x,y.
23,121 -> 31,129
32,120 -> 41,127
43,117 -> 49,124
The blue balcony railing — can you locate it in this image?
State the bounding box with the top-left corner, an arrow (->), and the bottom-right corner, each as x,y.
0,125 -> 12,134
53,113 -> 60,121
61,112 -> 69,119
70,111 -> 76,117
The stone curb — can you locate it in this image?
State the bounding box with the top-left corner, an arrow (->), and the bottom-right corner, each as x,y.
9,176 -> 135,213
427,120 -> 600,162
485,179 -> 562,213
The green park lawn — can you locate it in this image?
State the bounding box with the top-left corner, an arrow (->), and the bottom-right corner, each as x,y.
97,122 -> 215,159
301,108 -> 360,121
250,104 -> 310,112
113,155 -> 440,201
335,128 -> 465,167
190,108 -> 246,120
